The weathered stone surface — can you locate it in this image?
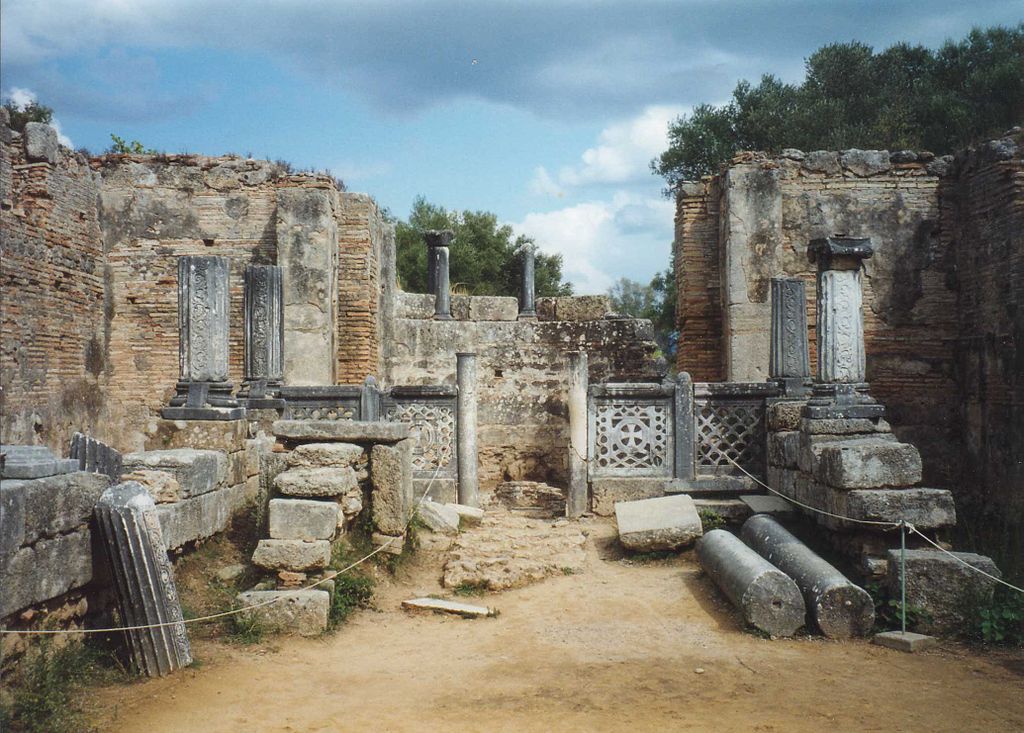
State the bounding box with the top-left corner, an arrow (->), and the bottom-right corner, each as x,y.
0,481 -> 27,560
591,477 -> 667,516
840,149 -> 891,177
885,549 -> 1000,634
273,419 -> 410,443
7,472 -> 107,545
173,256 -> 231,384
799,417 -> 890,435
145,418 -> 248,452
122,449 -> 227,498
236,589 -> 329,636
371,532 -> 405,555
697,529 -> 806,637
873,630 -> 938,653
371,442 -> 413,535
24,122 -> 58,164
693,498 -> 751,523
814,438 -> 922,489
445,503 -> 484,526
493,481 -> 566,515
275,466 -> 358,497
402,597 -> 496,618
615,495 -> 703,552
468,296 -> 519,321
844,488 -> 955,528
1,529 -> 93,617
767,431 -> 800,469
803,150 -> 840,175
394,292 -> 435,319
766,400 -> 804,431
797,431 -> 898,473
287,442 -> 363,468
121,470 -> 182,503
155,482 -> 249,550
0,445 -> 79,479
739,494 -> 796,516
416,499 -> 461,535
268,498 -> 339,541
252,539 -> 330,572
742,514 -> 874,638
537,295 -> 610,321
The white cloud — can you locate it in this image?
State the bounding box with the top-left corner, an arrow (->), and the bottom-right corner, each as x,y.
3,86 -> 74,148
528,166 -> 565,198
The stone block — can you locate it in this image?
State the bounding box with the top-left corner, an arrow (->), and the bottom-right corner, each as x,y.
590,477 -> 667,516
615,494 -> 703,552
273,420 -> 410,443
740,494 -> 797,516
840,149 -> 891,177
145,418 -> 248,453
1,529 -> 93,617
394,292 -> 435,319
227,450 -> 247,487
155,482 -> 250,550
287,442 -> 363,468
803,150 -> 840,175
275,466 -> 358,497
416,499 -> 460,535
121,470 -> 182,503
401,597 -> 495,618
800,417 -> 891,435
24,122 -> 58,164
494,481 -> 566,514
766,401 -> 804,431
371,532 -> 405,555
371,442 -> 413,535
767,431 -> 800,469
797,432 -> 897,474
19,473 -> 109,543
236,590 -> 329,636
814,439 -> 922,489
122,449 -> 228,498
268,498 -> 339,541
872,631 -> 938,653
468,296 -> 519,321
692,498 -> 751,523
885,549 -> 1000,635
844,488 -> 955,529
445,503 -> 484,526
252,539 -> 331,572
0,481 -> 27,560
537,296 -> 610,321
418,477 -> 457,504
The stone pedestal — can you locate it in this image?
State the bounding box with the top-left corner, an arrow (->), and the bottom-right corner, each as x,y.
164,256 -> 244,420
240,265 -> 285,409
425,230 -> 454,320
769,277 -> 810,397
94,482 -> 192,677
456,353 -> 479,507
567,351 -> 589,518
518,244 -> 537,319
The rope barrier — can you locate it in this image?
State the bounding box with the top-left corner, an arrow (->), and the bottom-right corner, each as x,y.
0,462 -> 444,636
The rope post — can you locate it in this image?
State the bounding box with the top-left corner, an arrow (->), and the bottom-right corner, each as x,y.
900,520 -> 907,636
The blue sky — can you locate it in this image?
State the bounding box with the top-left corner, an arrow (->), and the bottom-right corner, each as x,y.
2,1 -> 1020,293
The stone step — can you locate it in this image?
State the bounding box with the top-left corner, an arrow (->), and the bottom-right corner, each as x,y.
615,494 -> 703,552
274,466 -> 358,497
402,597 -> 496,618
121,448 -> 227,498
286,442 -> 363,469
252,539 -> 331,572
268,498 -> 340,541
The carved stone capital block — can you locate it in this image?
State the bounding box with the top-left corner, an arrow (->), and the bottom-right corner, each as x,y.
178,256 -> 230,383
244,264 -> 284,386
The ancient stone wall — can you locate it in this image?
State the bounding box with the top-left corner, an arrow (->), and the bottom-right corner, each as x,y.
0,117 -> 110,449
385,293 -> 664,487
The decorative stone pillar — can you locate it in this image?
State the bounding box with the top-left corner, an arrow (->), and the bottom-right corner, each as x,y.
241,264 -> 285,408
456,353 -> 479,507
806,236 -> 882,418
567,351 -> 589,518
769,277 -> 811,396
518,243 -> 537,319
361,375 -> 381,422
673,372 -> 695,481
164,256 -> 244,419
424,230 -> 454,320
94,482 -> 192,677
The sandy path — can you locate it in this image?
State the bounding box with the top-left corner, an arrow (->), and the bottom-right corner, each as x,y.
90,521 -> 1024,732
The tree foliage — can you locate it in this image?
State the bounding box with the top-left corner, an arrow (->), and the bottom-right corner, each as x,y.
654,24 -> 1024,191
2,99 -> 52,132
607,254 -> 677,359
395,197 -> 572,297
107,134 -> 158,155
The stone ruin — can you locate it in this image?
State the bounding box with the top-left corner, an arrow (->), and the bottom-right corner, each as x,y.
1,111 -> 1019,660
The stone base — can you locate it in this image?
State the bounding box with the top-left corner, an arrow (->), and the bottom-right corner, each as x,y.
168,380 -> 240,408
161,406 -> 247,421
873,631 -> 938,653
236,589 -> 329,636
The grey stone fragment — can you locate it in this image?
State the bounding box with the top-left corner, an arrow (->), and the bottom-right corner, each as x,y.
885,549 -> 1000,634
122,449 -> 227,498
155,482 -> 249,550
615,495 -> 703,552
275,466 -> 358,497
799,417 -> 890,435
1,529 -> 93,617
94,482 -> 191,676
814,438 -> 922,489
780,148 -> 805,160
494,481 -> 566,515
844,488 -> 955,528
767,431 -> 800,469
236,590 -> 329,636
0,480 -> 27,561
445,503 -> 484,526
872,630 -> 938,653
20,472 -> 109,543
766,401 -> 804,431
120,470 -> 181,503
268,498 -> 339,541
739,494 -> 796,516
889,150 -> 918,164
697,529 -> 805,637
416,499 -> 461,535
797,431 -> 897,474
839,149 -> 891,176
371,442 -> 413,535
371,532 -> 405,555
273,420 -> 410,443
469,296 -> 519,321
287,442 -> 363,468
24,122 -> 58,163
926,155 -> 954,177
402,597 -> 496,618
802,150 -> 840,175
741,514 -> 874,638
252,539 -> 331,572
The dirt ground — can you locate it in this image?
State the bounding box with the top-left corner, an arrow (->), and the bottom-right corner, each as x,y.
87,519 -> 1024,733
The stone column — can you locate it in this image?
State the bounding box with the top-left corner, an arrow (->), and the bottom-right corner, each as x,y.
94,482 -> 192,677
518,244 -> 537,319
241,264 -> 285,406
426,242 -> 439,295
456,353 -> 479,507
673,372 -> 695,481
567,351 -> 589,518
164,256 -> 243,418
769,277 -> 811,396
425,230 -> 454,320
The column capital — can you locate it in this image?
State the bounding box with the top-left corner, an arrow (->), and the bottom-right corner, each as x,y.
808,235 -> 873,271
423,229 -> 455,248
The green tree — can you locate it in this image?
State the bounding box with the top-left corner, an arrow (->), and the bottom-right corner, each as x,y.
653,24 -> 1024,192
2,99 -> 52,132
395,197 -> 572,297
607,257 -> 677,360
